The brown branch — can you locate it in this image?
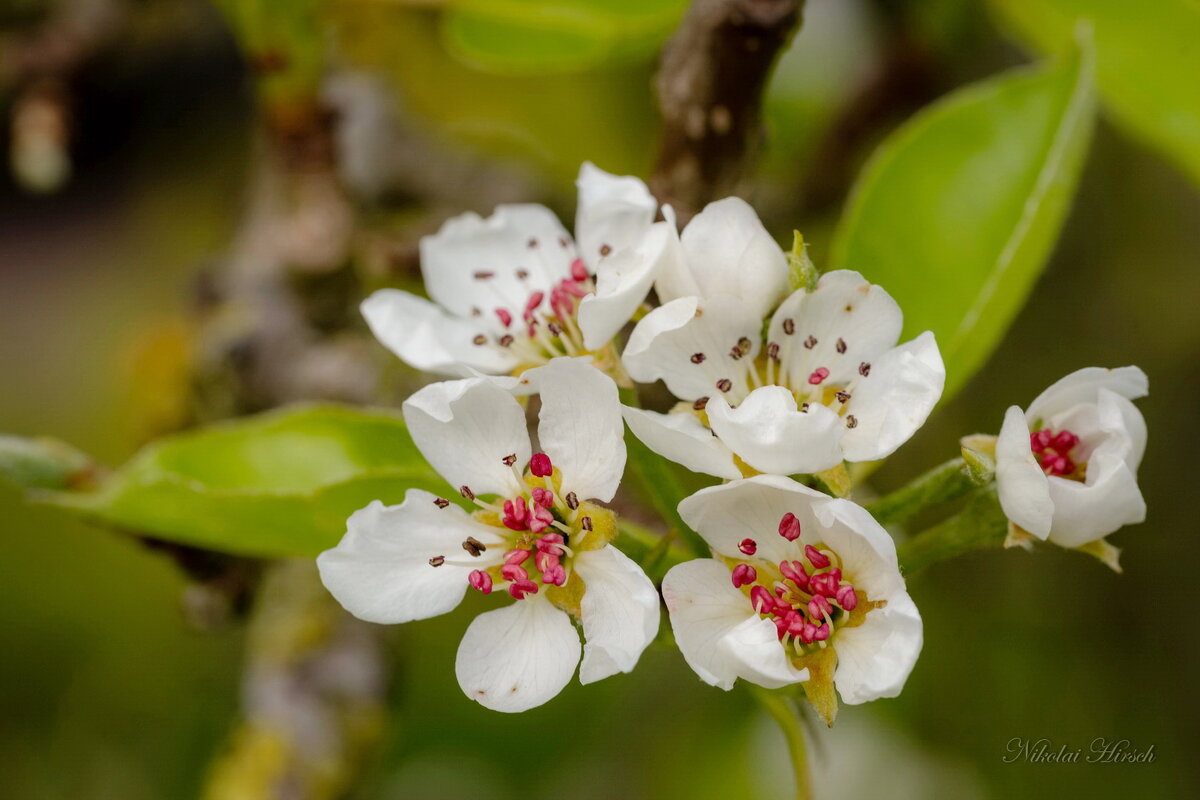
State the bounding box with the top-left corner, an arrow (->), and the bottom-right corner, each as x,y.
651,0 -> 805,222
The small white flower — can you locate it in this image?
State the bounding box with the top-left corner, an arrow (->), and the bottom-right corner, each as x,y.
663,476 -> 922,724
624,246 -> 945,477
362,163 -> 670,378
996,366 -> 1148,548
317,358 -> 659,712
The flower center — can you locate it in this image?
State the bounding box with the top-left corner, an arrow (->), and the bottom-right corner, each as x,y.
732,513 -> 872,656
470,257 -> 594,369
1030,427 -> 1084,478
426,452 -> 615,604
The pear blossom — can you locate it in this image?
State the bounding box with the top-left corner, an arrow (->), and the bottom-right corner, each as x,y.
996,366 -> 1148,549
317,358 -> 659,712
662,475 -> 922,724
623,225 -> 946,477
362,163 -> 673,379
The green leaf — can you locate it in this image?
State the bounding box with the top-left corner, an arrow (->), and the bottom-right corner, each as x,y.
830,39 -> 1096,400
990,0 -> 1200,189
0,435 -> 95,490
442,0 -> 688,75
35,404 -> 445,558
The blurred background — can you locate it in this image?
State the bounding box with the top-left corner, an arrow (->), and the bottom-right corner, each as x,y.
1,0 -> 1196,798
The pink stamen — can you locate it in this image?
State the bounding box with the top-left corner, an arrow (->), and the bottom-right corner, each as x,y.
1030,427 -> 1080,476
738,538 -> 758,555
504,549 -> 530,566
529,505 -> 554,533
501,563 -> 529,582
536,533 -> 564,552
534,549 -> 558,573
731,564 -> 758,589
778,512 -> 801,541
542,564 -> 567,586
810,572 -> 839,597
750,585 -> 773,614
550,287 -> 573,319
807,367 -> 830,385
836,584 -> 858,611
812,623 -> 831,641
508,579 -> 539,600
808,595 -> 833,620
570,258 -> 589,282
779,560 -> 809,589
531,487 -> 554,508
804,545 -> 830,569
559,277 -> 587,298
502,497 -> 529,531
468,570 -> 493,594
495,308 -> 513,327
799,623 -> 818,644
525,291 -> 545,314
530,453 -> 553,477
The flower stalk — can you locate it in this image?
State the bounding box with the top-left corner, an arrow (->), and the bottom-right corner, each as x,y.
750,686 -> 813,800
864,456 -> 981,526
896,488 -> 1009,576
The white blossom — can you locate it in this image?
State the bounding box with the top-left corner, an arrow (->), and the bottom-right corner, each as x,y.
996,366 -> 1148,548
317,358 -> 659,712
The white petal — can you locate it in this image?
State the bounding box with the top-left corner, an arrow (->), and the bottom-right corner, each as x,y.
662,559 -> 807,690
995,405 -> 1053,539
1026,366 -> 1148,422
1092,387 -> 1148,472
402,378 -> 531,497
621,405 -> 741,480
623,295 -> 760,402
705,387 -> 845,475
578,220 -> 673,350
522,357 -> 626,502
768,271 -> 904,387
421,205 -> 575,320
1045,453 -> 1146,548
832,590 -> 923,705
677,475 -> 835,565
574,546 -> 661,684
316,494 -> 505,625
455,598 -> 581,713
574,162 -> 656,270
812,497 -> 906,599
659,197 -> 788,318
839,331 -> 946,462
361,289 -> 518,377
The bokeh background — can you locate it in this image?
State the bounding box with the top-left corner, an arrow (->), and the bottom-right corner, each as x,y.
1,0 -> 1196,798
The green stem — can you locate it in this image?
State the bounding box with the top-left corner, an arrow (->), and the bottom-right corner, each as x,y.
618,387 -> 708,557
897,488 -> 1009,576
864,457 -> 976,526
750,687 -> 813,800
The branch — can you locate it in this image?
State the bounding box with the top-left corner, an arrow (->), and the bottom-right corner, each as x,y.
651,0 -> 805,221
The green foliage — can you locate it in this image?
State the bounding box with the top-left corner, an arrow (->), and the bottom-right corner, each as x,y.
34,405 -> 444,558
442,0 -> 688,75
830,39 -> 1096,400
0,435 -> 93,490
990,0 -> 1200,188
213,0 -> 326,109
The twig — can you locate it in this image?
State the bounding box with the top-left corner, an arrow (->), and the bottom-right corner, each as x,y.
651,0 -> 805,222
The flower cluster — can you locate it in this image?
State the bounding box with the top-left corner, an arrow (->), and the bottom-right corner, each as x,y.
319,164 -> 1148,719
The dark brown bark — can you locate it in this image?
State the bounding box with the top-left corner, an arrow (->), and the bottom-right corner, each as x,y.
651,0 -> 805,222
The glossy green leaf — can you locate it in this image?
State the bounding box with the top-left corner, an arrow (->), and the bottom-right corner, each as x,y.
990,0 -> 1200,188
36,404 -> 445,558
830,41 -> 1095,399
442,0 -> 688,75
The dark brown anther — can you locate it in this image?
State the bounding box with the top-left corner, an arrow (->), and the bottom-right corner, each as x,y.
502,453 -> 518,466
729,347 -> 743,360
460,485 -> 475,500
472,334 -> 488,346
691,352 -> 706,364
527,238 -> 538,248
474,271 -> 495,280
693,396 -> 710,411
548,322 -> 563,337
565,491 -> 579,510
581,516 -> 593,531
499,334 -> 514,347
737,336 -> 752,351
836,338 -> 847,354
599,244 -> 612,257
716,378 -> 732,393
782,318 -> 795,335
471,306 -> 482,317
433,497 -> 450,509
835,391 -> 851,403
462,537 -> 486,557
859,362 -> 871,377
429,555 -> 446,567
800,402 -> 810,412
804,335 -> 818,349
846,415 -> 858,429
516,269 -> 530,279
767,342 -> 780,360
558,236 -> 569,248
